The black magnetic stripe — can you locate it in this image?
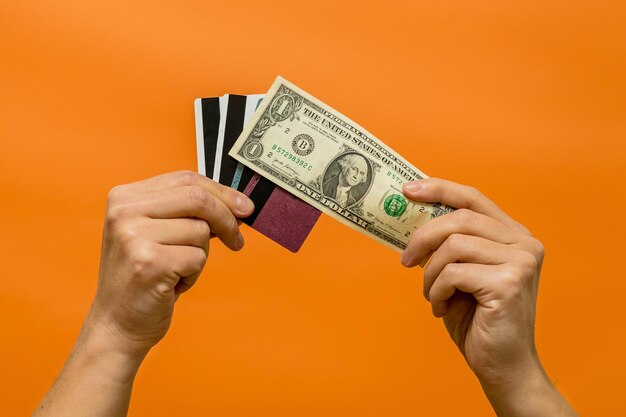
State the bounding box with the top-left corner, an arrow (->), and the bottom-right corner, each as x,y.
201,98 -> 220,178
241,176 -> 276,226
219,94 -> 247,186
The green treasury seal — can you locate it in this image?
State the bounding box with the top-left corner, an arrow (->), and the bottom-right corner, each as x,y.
384,194 -> 407,217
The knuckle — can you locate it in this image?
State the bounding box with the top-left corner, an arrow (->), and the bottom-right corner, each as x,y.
452,208 -> 475,225
194,249 -> 208,271
216,183 -> 231,205
498,254 -> 536,299
498,266 -> 525,299
106,186 -> 137,226
106,185 -> 126,205
106,202 -> 131,226
440,262 -> 460,279
444,233 -> 466,251
114,222 -> 139,244
187,186 -> 209,209
177,170 -> 199,186
183,249 -> 207,277
467,185 -> 483,198
195,220 -> 211,238
526,237 -> 545,262
129,243 -> 160,276
518,250 -> 539,274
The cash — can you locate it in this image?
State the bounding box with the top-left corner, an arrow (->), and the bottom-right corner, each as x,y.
229,77 -> 452,252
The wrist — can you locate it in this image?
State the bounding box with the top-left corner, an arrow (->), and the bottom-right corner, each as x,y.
32,310 -> 145,416
480,360 -> 576,417
480,359 -> 545,414
72,311 -> 148,386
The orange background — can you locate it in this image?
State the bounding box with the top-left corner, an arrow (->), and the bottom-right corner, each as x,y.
1,1 -> 625,415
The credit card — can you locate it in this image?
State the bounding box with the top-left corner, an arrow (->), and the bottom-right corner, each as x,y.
194,95 -> 321,252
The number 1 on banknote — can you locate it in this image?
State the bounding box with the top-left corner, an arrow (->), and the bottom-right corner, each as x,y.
229,76 -> 453,252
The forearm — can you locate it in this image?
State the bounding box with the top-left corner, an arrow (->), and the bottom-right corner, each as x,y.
33,314 -> 146,417
481,365 -> 578,417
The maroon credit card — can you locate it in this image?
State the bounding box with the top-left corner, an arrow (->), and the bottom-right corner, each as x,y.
241,173 -> 321,252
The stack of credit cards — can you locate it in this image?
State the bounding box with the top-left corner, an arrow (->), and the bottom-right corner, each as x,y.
194,94 -> 322,252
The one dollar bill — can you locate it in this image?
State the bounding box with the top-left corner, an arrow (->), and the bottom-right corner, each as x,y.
229,76 -> 453,253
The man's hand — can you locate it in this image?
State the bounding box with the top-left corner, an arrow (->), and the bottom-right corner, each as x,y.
91,170 -> 254,356
34,171 -> 254,417
401,178 -> 576,417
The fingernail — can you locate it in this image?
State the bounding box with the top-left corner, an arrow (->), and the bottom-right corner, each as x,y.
236,233 -> 245,250
237,195 -> 254,213
403,181 -> 422,193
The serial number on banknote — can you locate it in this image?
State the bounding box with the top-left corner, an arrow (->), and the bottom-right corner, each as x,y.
270,144 -> 313,171
387,171 -> 405,185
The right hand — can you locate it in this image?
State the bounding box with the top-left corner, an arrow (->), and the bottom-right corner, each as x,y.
400,179 -> 577,416
87,170 -> 254,357
400,178 -> 542,389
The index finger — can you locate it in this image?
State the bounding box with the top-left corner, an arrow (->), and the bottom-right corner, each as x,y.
115,170 -> 254,218
402,178 -> 531,236
138,186 -> 243,251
